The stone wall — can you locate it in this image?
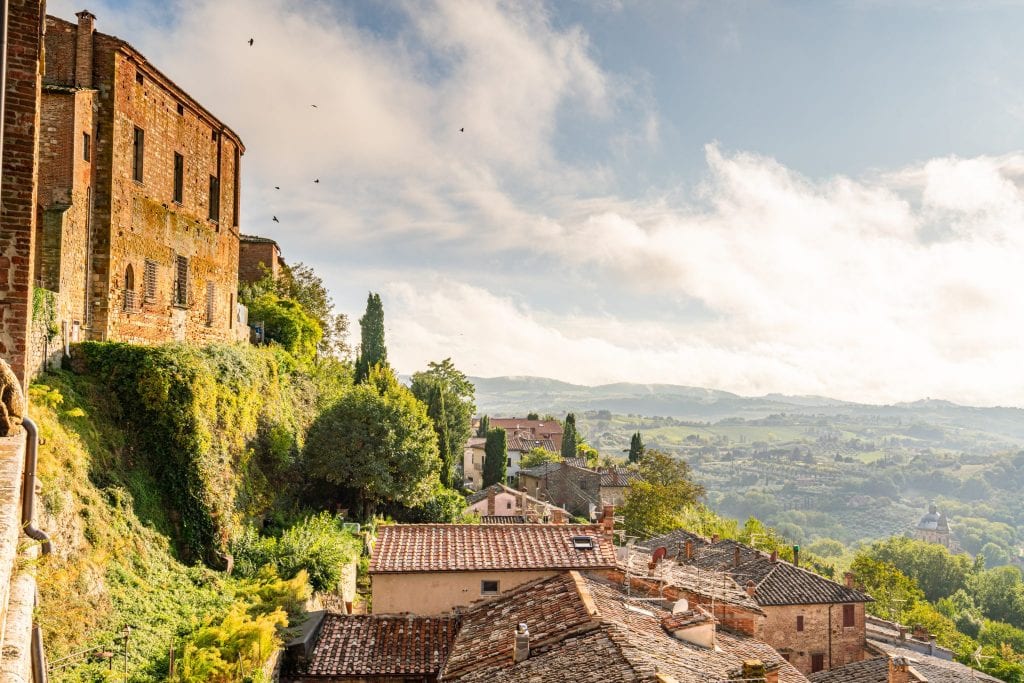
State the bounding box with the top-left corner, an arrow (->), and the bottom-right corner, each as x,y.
239,239 -> 279,285
0,435 -> 27,676
762,602 -> 867,675
0,0 -> 45,387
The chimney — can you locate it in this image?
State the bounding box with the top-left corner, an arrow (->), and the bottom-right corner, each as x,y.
75,10 -> 96,88
684,540 -> 694,561
844,571 -> 854,588
733,546 -> 741,568
897,626 -> 907,642
487,487 -> 496,516
740,660 -> 766,682
769,549 -> 778,563
887,656 -> 911,683
745,580 -> 756,598
601,505 -> 615,536
518,490 -> 526,516
551,508 -> 566,525
792,545 -> 800,568
513,623 -> 530,663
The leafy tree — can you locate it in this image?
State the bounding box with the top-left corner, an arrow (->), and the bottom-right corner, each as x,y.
868,536 -> 973,602
851,554 -> 925,621
628,431 -> 645,464
981,542 -> 1012,568
477,414 -> 489,437
807,538 -> 847,558
969,566 -> 1024,627
245,292 -> 323,364
521,446 -> 561,469
622,450 -> 704,538
483,428 -> 507,487
354,292 -> 387,383
396,484 -> 478,523
411,358 -> 476,489
561,413 -> 579,459
304,367 -> 440,520
526,412 -> 539,420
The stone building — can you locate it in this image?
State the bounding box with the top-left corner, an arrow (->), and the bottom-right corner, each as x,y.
238,234 -> 283,285
33,10 -> 244,363
643,530 -> 873,676
518,460 -> 639,519
914,503 -> 955,550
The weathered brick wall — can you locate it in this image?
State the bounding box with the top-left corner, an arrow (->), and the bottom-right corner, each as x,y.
762,602 -> 866,674
0,0 -> 45,387
238,240 -> 278,284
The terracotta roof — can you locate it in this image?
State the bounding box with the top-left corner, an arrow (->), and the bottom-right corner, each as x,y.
442,572 -> 806,682
643,531 -> 872,606
303,614 -> 458,677
619,549 -> 764,613
480,515 -> 528,524
518,461 -> 591,479
867,640 -> 1003,683
485,418 -> 564,434
369,524 -> 616,573
599,468 -> 641,487
507,435 -> 558,452
807,656 -> 925,683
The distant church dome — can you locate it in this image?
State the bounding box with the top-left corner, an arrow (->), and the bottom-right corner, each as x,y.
917,503 -> 949,533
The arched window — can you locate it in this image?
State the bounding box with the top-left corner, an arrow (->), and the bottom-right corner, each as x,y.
124,265 -> 135,311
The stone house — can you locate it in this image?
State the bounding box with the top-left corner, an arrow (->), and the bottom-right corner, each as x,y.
368,520 -> 617,615
643,530 -> 873,676
238,234 -> 283,285
461,436 -> 486,488
464,483 -> 569,523
518,460 -> 639,519
914,503 -> 958,551
33,10 -> 244,366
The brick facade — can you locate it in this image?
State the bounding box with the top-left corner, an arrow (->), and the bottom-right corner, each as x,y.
0,0 -> 45,387
238,235 -> 281,285
35,11 -> 244,351
765,602 -> 867,675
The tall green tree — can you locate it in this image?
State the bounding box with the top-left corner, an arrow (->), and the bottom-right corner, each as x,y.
867,536 -> 974,602
622,450 -> 704,538
411,358 -> 476,489
561,413 -> 579,459
526,412 -> 539,420
354,292 -> 387,383
850,554 -> 925,621
303,366 -> 439,520
483,428 -> 507,487
477,414 -> 490,437
628,431 -> 645,464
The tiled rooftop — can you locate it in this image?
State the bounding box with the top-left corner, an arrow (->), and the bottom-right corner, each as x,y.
619,549 -> 764,613
302,614 -> 458,677
506,435 -> 558,452
807,656 -> 924,683
370,524 -> 616,573
867,640 -> 1003,683
643,530 -> 873,606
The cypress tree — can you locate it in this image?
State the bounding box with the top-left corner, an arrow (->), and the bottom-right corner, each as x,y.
483,427 -> 507,487
560,413 -> 579,459
628,431 -> 645,464
477,414 -> 490,437
354,292 -> 387,384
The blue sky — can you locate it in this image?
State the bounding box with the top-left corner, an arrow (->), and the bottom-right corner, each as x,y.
49,0 -> 1024,405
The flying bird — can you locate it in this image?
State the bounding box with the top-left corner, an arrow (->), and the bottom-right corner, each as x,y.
272,216 -> 279,223
274,186 -> 280,190
311,104 -> 318,108
314,179 -> 320,184
248,38 -> 254,46
459,127 -> 464,132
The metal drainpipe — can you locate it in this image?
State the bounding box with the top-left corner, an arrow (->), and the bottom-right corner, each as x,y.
22,417 -> 52,683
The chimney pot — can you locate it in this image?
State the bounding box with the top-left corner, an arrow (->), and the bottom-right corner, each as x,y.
75,10 -> 96,88
844,571 -> 854,588
711,533 -> 719,543
513,622 -> 530,663
769,549 -> 778,563
745,580 -> 756,597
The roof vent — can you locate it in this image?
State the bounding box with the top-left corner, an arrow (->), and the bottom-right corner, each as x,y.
572,535 -> 595,550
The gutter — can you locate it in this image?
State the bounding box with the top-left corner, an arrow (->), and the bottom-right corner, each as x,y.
22,417 -> 51,683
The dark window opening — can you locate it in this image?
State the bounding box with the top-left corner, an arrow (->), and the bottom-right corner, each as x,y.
174,255 -> 188,307
123,265 -> 135,311
229,293 -> 235,329
843,604 -> 855,627
132,127 -> 144,182
176,103 -> 184,115
205,282 -> 215,325
82,132 -> 91,162
211,128 -> 218,141
572,536 -> 595,550
208,175 -> 220,222
173,153 -> 183,203
143,259 -> 157,303
481,580 -> 499,595
811,654 -> 825,673
796,615 -> 804,632
135,71 -> 143,86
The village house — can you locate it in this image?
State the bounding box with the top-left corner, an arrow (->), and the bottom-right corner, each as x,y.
475,417 -> 564,450
462,433 -> 559,488
32,10 -> 244,369
642,530 -> 873,676
461,436 -> 486,488
291,570 -> 808,682
368,517 -> 617,615
464,483 -> 569,523
518,459 -> 640,519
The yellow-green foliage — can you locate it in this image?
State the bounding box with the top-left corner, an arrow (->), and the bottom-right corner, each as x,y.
72,342 -> 310,564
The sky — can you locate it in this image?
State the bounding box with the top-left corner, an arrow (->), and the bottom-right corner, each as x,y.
48,0 -> 1024,406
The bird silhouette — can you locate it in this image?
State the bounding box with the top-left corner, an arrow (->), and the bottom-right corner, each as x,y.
314,179 -> 320,184
311,104 -> 318,108
459,127 -> 464,132
274,186 -> 280,190
272,216 -> 279,223
248,38 -> 254,46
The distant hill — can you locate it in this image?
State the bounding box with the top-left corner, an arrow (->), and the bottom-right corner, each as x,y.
470,376 -> 1024,442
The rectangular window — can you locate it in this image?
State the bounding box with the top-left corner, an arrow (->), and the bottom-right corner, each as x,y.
144,259 -> 157,303
82,132 -> 90,162
796,615 -> 804,632
173,153 -> 184,203
811,654 -> 825,673
176,102 -> 184,116
208,175 -> 220,222
232,146 -> 240,227
205,281 -> 215,325
132,127 -> 144,182
843,604 -> 855,627
135,71 -> 143,86
174,255 -> 188,307
480,580 -> 499,596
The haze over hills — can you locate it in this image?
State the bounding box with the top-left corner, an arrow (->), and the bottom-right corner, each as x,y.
470,375 -> 1024,443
